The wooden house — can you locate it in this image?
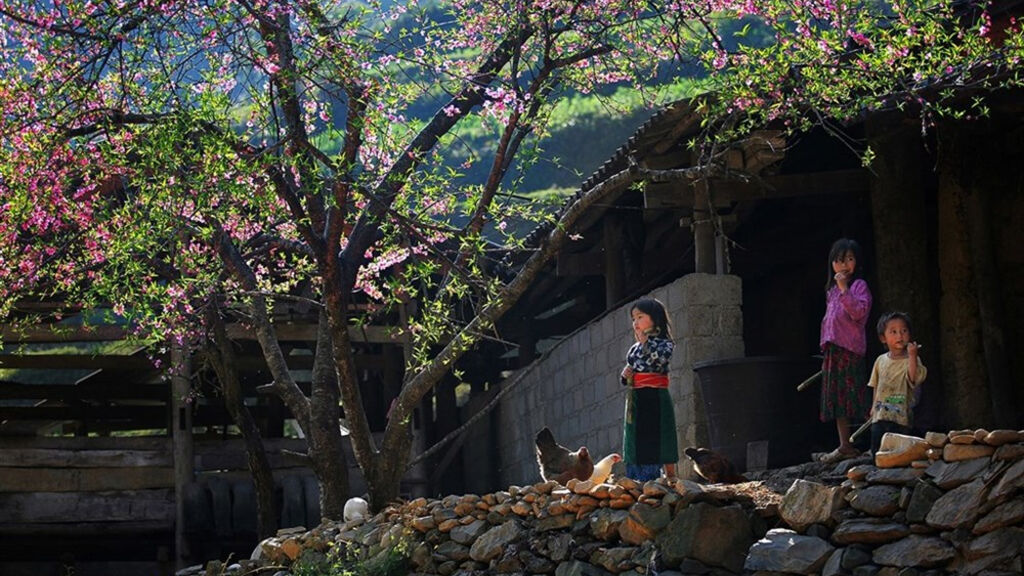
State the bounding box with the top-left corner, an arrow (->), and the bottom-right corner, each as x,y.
3,7 -> 1023,573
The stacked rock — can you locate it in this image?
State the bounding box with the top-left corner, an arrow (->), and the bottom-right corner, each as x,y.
768,428 -> 1023,575
249,476 -> 778,576
236,428 -> 1022,576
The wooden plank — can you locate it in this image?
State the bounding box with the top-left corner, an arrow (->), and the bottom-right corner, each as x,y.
643,168 -> 869,208
0,353 -> 327,374
0,521 -> 172,536
194,437 -> 313,471
651,110 -> 702,155
0,436 -> 170,450
195,437 -> 309,454
0,489 -> 175,523
0,561 -> 168,576
0,403 -> 271,424
194,449 -> 309,472
0,383 -> 168,401
0,437 -> 311,468
0,354 -> 161,370
555,249 -> 603,276
3,322 -> 407,344
0,405 -> 167,421
0,467 -> 174,492
171,343 -> 194,570
0,448 -> 172,468
0,324 -> 128,343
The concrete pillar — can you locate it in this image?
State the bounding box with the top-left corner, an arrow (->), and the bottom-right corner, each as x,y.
659,274 -> 744,476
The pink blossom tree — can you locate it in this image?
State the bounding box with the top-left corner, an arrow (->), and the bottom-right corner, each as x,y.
1,0 -> 1021,514
0,0 -> 701,514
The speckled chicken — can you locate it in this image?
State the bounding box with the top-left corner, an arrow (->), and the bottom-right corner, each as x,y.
535,427 -> 594,484
684,446 -> 748,484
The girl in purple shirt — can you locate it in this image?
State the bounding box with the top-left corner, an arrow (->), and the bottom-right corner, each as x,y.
818,238 -> 872,463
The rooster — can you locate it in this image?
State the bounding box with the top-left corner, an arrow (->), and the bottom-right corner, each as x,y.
587,453 -> 622,484
684,446 -> 747,484
535,427 -> 594,484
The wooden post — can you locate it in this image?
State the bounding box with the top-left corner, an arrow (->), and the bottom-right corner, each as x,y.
517,321 -> 536,368
693,180 -> 716,273
603,215 -> 625,308
171,344 -> 194,570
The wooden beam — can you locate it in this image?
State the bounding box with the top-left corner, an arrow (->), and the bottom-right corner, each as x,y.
196,437 -> 308,455
644,168 -> 869,209
0,467 -> 174,492
643,180 -> 733,210
555,249 -> 603,276
194,449 -> 310,472
0,436 -> 170,450
2,322 -> 407,344
642,150 -> 692,170
0,324 -> 127,343
0,405 -> 168,422
0,520 -> 172,536
604,216 -> 625,307
693,180 -> 715,273
0,383 -> 167,400
0,354 -> 162,370
0,489 -> 174,523
651,112 -> 702,155
171,344 -> 193,569
0,435 -> 308,452
0,448 -> 171,468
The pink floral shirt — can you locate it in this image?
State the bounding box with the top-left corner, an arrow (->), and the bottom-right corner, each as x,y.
819,278 -> 872,357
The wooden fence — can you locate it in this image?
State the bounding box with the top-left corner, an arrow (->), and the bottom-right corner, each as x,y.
0,435 -> 322,576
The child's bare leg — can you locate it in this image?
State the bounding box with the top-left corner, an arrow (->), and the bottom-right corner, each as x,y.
663,463 -> 677,479
836,417 -> 856,453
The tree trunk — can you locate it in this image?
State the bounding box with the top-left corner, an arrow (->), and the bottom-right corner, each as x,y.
865,115 -> 941,430
208,312 -> 278,538
308,311 -> 349,520
366,421 -> 411,512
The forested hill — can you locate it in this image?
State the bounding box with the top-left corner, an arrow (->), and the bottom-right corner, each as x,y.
375,1 -> 760,198
445,82 -> 705,198
322,1 -> 724,198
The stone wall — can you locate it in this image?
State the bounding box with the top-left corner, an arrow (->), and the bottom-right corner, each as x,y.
495,273 -> 744,486
226,427 -> 1022,576
247,474 -> 778,576
767,428 -> 1024,575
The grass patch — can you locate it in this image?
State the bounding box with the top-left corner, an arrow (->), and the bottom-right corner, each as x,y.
291,540 -> 411,576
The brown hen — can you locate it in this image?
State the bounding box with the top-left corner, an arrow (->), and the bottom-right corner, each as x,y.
535,427 -> 594,484
684,446 -> 748,484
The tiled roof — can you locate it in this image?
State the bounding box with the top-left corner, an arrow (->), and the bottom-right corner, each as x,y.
522,98 -> 700,248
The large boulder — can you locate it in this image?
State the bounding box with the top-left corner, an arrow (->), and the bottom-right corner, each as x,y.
744,528 -> 834,575
780,479 -> 843,531
657,502 -> 759,573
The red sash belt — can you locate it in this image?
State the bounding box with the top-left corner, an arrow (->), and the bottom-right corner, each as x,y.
633,372 -> 669,389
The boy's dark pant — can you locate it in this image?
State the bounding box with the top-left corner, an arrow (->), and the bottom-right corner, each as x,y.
871,420 -> 910,455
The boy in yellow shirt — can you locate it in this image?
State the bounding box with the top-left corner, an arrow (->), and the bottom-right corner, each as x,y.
868,311 -> 927,455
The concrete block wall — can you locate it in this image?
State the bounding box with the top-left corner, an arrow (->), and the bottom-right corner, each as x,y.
497,273 -> 744,486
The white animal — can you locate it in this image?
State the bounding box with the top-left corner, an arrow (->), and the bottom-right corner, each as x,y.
343,496 -> 369,522
587,453 -> 622,484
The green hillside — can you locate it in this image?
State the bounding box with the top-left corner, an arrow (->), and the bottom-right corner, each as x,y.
446,80 -> 706,196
